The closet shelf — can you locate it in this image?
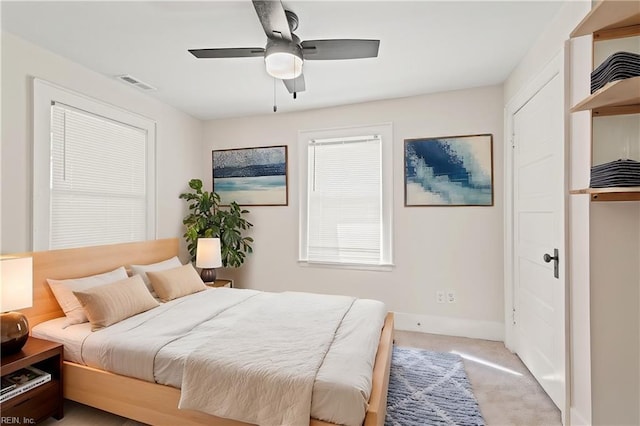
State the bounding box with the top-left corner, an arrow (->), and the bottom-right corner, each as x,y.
570,187 -> 640,201
571,0 -> 640,37
570,76 -> 640,112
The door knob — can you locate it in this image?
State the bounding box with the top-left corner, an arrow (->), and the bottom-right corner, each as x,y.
543,248 -> 559,279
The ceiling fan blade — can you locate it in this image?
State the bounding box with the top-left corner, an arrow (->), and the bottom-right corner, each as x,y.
301,39 -> 380,60
283,74 -> 305,94
252,0 -> 292,41
189,48 -> 265,59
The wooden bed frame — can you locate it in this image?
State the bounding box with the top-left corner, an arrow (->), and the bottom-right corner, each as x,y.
20,238 -> 394,426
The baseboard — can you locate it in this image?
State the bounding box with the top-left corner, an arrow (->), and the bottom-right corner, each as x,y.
393,312 -> 504,341
570,407 -> 590,426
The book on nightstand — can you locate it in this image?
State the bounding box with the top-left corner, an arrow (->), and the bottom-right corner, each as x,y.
1,377 -> 16,394
0,366 -> 51,403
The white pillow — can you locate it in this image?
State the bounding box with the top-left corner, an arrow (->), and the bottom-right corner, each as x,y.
147,263 -> 206,302
73,275 -> 160,331
47,266 -> 128,327
129,256 -> 182,295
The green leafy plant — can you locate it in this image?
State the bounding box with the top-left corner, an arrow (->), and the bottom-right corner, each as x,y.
179,179 -> 253,268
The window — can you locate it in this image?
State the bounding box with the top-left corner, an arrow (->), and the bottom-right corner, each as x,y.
33,79 -> 156,250
299,124 -> 393,268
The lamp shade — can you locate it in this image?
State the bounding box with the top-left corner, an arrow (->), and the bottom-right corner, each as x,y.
1,257 -> 33,354
195,238 -> 222,269
1,257 -> 33,312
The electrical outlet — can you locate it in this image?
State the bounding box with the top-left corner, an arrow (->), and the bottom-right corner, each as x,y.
447,291 -> 456,303
436,290 -> 445,304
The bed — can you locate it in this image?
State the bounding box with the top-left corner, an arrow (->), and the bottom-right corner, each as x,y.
20,238 -> 394,426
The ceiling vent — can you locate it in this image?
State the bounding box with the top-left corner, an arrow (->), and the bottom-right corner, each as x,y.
116,75 -> 156,91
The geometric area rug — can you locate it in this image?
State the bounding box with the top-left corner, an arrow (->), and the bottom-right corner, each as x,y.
386,346 -> 485,426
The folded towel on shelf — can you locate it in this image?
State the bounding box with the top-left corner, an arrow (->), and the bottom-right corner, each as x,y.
590,52 -> 640,94
590,159 -> 640,188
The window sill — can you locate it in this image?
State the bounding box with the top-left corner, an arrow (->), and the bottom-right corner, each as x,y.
297,260 -> 394,272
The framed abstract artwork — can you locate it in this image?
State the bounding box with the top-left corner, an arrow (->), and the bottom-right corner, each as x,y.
212,145 -> 288,206
404,134 -> 493,206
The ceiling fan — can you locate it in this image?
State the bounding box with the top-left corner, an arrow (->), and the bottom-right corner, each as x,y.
189,0 -> 380,98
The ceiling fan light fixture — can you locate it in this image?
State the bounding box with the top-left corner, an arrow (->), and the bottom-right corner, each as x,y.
265,52 -> 303,79
189,2 -> 380,96
265,40 -> 303,80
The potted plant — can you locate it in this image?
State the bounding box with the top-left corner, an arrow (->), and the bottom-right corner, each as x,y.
179,179 -> 253,267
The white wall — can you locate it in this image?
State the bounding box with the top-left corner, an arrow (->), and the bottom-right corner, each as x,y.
590,202 -> 640,426
1,32 -> 204,257
504,0 -> 591,103
204,85 -> 505,340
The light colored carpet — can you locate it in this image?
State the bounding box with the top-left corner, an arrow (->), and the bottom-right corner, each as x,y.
41,330 -> 561,426
394,331 -> 562,426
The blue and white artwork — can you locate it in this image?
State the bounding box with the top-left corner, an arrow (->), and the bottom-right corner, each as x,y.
404,135 -> 493,206
213,145 -> 288,206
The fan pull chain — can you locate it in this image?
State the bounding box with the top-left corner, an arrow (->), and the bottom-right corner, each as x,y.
273,77 -> 277,113
293,55 -> 297,100
292,75 -> 297,99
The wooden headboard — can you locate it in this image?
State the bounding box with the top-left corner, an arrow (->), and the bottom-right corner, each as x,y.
19,238 -> 179,328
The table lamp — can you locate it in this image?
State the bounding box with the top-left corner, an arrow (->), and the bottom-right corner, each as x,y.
195,238 -> 222,282
1,257 -> 33,355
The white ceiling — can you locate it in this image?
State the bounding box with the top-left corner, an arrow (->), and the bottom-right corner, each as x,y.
1,1 -> 564,121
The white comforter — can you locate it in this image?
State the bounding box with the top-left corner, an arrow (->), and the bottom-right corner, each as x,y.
68,288 -> 386,426
179,291 -> 355,426
81,287 -> 257,382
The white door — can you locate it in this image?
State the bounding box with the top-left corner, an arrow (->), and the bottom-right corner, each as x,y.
511,59 -> 566,416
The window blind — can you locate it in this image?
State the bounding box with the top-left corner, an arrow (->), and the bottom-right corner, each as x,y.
306,135 -> 382,264
50,103 -> 147,249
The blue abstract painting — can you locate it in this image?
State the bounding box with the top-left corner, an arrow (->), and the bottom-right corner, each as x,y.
213,145 -> 288,206
404,135 -> 493,206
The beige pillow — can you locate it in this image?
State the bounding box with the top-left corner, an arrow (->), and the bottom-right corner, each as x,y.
147,263 -> 206,302
73,275 -> 159,331
129,256 -> 182,295
47,266 -> 129,327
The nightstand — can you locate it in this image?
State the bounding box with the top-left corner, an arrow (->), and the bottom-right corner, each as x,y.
1,337 -> 63,424
205,278 -> 234,288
